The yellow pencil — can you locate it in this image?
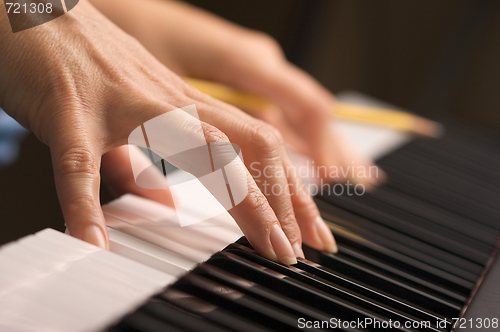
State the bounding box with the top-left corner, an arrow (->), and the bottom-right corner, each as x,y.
184,77 -> 443,138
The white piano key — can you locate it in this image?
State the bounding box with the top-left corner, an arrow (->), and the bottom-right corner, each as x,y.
107,226 -> 196,276
105,217 -> 213,262
106,216 -> 218,254
0,237 -> 78,297
140,224 -> 221,253
145,222 -> 243,249
1,244 -> 79,277
0,229 -> 179,332
57,258 -> 152,301
107,213 -> 219,253
0,254 -> 56,296
103,195 -> 243,253
103,193 -> 242,232
17,234 -> 169,291
103,194 -> 178,224
91,249 -> 176,288
2,237 -> 162,300
146,227 -> 226,252
36,228 -> 100,254
35,228 -> 173,288
104,203 -> 154,226
18,235 -> 96,261
0,272 -> 128,332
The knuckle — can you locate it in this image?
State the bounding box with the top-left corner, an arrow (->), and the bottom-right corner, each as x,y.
222,31 -> 284,68
247,122 -> 283,154
280,209 -> 298,226
296,103 -> 330,127
201,123 -> 230,144
246,31 -> 283,56
293,191 -> 316,211
65,194 -> 100,213
310,102 -> 331,119
281,222 -> 301,244
244,188 -> 271,214
56,147 -> 99,178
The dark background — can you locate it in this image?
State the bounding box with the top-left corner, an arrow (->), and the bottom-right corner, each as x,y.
1,0 -> 499,245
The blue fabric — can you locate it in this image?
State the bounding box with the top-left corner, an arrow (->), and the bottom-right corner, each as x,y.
0,109 -> 28,167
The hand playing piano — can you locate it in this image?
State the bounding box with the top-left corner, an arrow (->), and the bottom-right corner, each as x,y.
0,0 -> 378,265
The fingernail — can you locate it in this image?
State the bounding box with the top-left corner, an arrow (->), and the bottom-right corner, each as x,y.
315,216 -> 338,253
292,242 -> 305,259
270,223 -> 297,265
83,225 -> 107,250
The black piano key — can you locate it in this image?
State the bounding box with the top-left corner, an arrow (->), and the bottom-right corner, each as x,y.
294,256 -> 452,328
321,194 -> 492,264
390,146 -> 500,192
224,246 -> 444,332
375,141 -> 500,217
378,152 -> 500,214
105,327 -> 126,332
300,250 -> 461,318
335,243 -> 466,305
173,273 -> 320,332
140,299 -> 233,332
438,125 -> 500,157
206,252 -> 407,332
404,131 -> 500,183
382,170 -> 500,230
235,236 -> 253,247
236,236 -> 466,304
405,139 -> 500,187
382,141 -> 500,187
364,187 -> 499,246
194,264 -> 343,328
159,288 -> 271,332
316,202 -> 480,282
226,243 -> 451,331
298,245 -> 461,320
237,234 -> 469,306
112,310 -> 188,332
317,224 -> 475,295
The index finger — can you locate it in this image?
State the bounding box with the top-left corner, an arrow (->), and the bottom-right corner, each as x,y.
51,130 -> 108,250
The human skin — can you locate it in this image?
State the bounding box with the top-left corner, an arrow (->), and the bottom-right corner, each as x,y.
0,0 -> 377,264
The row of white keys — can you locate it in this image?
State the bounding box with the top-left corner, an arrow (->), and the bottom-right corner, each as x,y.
103,193 -> 243,235
106,226 -> 196,277
103,194 -> 241,233
0,228 -> 180,332
103,194 -> 244,266
106,215 -> 213,262
37,228 -> 172,288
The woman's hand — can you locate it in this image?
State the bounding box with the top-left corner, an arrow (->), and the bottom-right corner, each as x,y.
90,0 -> 381,189
0,0 -> 338,264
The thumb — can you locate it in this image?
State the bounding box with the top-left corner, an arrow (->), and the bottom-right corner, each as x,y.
51,138 -> 108,250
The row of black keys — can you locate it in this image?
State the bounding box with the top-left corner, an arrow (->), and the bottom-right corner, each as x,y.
107,126 -> 500,332
107,241 -> 463,332
317,127 -> 500,294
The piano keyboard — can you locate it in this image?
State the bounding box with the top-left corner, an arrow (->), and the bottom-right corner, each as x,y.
1,124 -> 500,332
